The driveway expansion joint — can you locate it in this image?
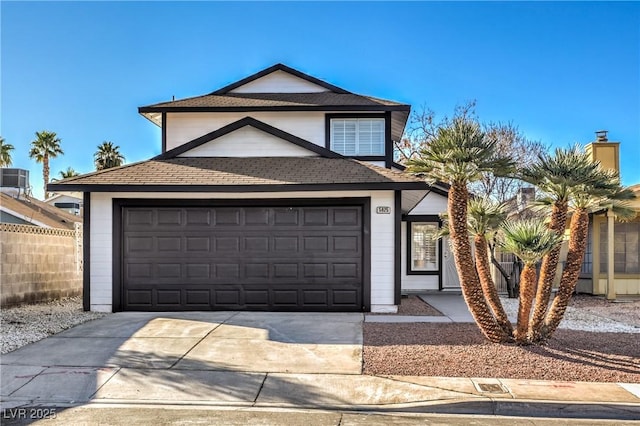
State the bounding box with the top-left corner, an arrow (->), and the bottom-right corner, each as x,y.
167,313 -> 238,370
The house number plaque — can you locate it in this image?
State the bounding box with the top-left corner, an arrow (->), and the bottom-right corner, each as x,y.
376,206 -> 391,214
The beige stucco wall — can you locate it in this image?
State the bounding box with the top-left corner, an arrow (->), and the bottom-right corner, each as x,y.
1,224 -> 82,307
591,214 -> 640,297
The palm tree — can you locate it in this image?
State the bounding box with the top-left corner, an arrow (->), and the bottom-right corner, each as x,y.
57,167 -> 80,180
500,219 -> 563,344
466,198 -> 513,337
94,141 -> 125,171
407,117 -> 514,343
541,178 -> 635,339
0,136 -> 14,167
29,131 -> 63,199
521,145 -> 632,341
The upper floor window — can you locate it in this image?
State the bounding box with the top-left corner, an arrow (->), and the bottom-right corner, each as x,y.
330,118 -> 384,156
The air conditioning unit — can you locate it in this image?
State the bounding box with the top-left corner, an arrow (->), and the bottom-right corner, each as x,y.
0,168 -> 30,197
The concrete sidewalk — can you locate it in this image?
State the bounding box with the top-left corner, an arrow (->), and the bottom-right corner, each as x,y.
1,311 -> 639,420
2,366 -> 639,420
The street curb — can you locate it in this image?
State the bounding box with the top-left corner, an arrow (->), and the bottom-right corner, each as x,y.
4,398 -> 639,421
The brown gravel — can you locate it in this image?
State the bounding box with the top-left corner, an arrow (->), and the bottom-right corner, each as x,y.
372,295 -> 444,316
570,294 -> 640,327
364,323 -> 640,383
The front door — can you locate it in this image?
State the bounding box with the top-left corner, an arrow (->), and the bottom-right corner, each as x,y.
441,237 -> 461,290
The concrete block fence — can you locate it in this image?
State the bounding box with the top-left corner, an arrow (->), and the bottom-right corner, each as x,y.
1,223 -> 82,307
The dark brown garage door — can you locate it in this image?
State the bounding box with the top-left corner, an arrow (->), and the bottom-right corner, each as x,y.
119,203 -> 364,311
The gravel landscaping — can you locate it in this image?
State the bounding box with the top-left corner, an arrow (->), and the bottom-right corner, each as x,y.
364,295 -> 640,383
1,297 -> 107,354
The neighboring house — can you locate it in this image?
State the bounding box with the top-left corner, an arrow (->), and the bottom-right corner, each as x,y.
580,184 -> 640,299
574,132 -> 640,299
0,192 -> 81,230
1,170 -> 83,306
45,192 -> 83,216
49,64 -> 455,313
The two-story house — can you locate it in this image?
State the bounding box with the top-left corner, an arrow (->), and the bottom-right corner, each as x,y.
49,64 -> 457,313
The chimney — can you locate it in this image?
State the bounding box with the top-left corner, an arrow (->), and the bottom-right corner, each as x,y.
585,129 -> 620,174
517,187 -> 535,210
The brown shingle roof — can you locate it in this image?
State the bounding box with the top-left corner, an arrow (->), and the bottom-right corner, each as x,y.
0,193 -> 81,229
48,157 -> 427,192
141,92 -> 409,110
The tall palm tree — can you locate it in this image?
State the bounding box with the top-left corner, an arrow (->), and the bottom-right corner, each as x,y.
467,198 -> 513,337
407,117 -> 514,343
94,141 -> 125,171
541,179 -> 635,339
500,219 -> 563,344
0,136 -> 14,167
519,145 -> 619,341
29,131 -> 63,199
57,167 -> 80,180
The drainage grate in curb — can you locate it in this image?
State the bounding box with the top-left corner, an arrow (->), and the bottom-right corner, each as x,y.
476,383 -> 508,393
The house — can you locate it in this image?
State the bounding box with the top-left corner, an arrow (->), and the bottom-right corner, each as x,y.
1,168 -> 81,229
44,192 -> 83,216
578,132 -> 640,299
49,64 -> 456,313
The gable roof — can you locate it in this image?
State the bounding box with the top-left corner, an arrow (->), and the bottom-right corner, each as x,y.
0,192 -> 81,229
47,157 -> 428,193
156,117 -> 343,160
140,92 -> 409,112
138,64 -> 411,141
211,63 -> 351,95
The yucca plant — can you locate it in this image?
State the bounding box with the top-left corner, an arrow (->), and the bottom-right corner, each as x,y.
500,219 -> 563,344
519,145 -> 624,341
408,117 -> 514,343
540,178 -> 636,340
467,198 -> 513,337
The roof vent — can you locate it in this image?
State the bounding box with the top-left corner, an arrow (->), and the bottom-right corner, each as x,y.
595,130 -> 608,142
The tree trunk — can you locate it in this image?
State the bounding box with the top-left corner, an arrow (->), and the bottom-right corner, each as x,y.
528,201 -> 568,341
448,183 -> 509,343
474,235 -> 513,337
540,208 -> 589,340
43,155 -> 50,199
516,263 -> 537,344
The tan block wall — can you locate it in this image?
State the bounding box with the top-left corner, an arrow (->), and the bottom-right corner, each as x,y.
1,225 -> 82,307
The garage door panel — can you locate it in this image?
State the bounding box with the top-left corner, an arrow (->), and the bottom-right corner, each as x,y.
185,290 -> 210,306
333,208 -> 360,225
121,204 -> 363,311
157,209 -> 182,225
215,209 -> 241,225
274,209 -> 299,225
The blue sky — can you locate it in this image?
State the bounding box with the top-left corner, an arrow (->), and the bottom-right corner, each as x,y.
2,1 -> 639,199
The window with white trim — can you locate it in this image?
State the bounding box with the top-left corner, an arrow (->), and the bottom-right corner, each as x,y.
330,118 -> 384,156
410,222 -> 439,272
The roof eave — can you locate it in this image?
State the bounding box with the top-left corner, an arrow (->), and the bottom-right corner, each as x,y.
47,181 -> 429,193
138,105 -> 411,113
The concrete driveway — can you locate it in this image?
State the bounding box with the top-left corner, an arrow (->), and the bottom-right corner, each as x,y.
1,311 -> 363,406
